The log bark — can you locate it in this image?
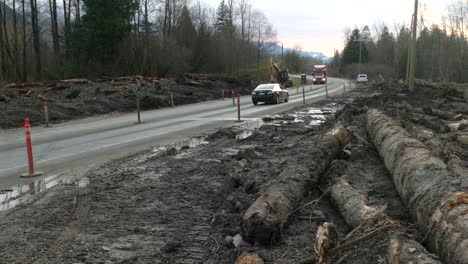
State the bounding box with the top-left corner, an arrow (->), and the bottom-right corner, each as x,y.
406,112 -> 450,133
330,178 -> 384,228
330,178 -> 442,264
366,109 -> 468,264
242,127 -> 350,244
423,107 -> 463,121
388,234 -> 442,264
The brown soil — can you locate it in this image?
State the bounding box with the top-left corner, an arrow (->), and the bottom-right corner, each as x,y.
0,81 -> 466,263
0,74 -> 253,129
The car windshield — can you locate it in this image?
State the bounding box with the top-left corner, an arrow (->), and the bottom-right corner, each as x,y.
255,84 -> 275,91
359,75 -> 367,78
315,73 -> 324,77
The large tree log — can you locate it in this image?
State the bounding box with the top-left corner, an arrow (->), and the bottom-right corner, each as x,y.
242,127 -> 351,244
366,109 -> 468,264
423,107 -> 463,121
406,112 -> 450,133
330,178 -> 442,264
330,178 -> 384,228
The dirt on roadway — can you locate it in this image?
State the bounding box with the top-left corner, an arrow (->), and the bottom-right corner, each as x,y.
0,74 -> 252,129
0,80 -> 466,263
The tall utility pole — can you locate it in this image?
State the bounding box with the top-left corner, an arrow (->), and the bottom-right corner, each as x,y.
358,40 -> 362,74
333,48 -> 336,69
406,14 -> 414,83
281,43 -> 284,64
353,37 -> 363,74
408,0 -> 418,93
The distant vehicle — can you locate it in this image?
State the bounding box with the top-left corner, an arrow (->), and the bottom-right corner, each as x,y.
313,65 -> 327,84
301,74 -> 307,84
357,74 -> 368,83
252,83 -> 289,105
270,59 -> 293,87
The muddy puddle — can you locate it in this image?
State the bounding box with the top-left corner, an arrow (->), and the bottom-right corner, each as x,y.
236,118 -> 264,139
0,174 -> 89,212
263,105 -> 340,129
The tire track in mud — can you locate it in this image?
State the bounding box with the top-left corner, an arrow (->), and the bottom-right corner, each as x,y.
44,182 -> 92,262
153,141 -> 233,264
25,181 -> 92,263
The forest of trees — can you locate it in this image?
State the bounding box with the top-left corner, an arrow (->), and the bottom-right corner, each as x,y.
0,0 -> 285,82
334,0 -> 468,83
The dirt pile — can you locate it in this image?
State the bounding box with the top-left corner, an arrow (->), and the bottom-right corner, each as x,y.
0,80 -> 466,263
0,74 -> 253,129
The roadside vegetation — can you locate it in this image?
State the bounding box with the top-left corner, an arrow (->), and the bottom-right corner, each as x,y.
0,0 -> 322,83
331,1 -> 468,83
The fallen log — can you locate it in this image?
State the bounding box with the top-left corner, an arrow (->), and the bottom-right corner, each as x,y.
423,107 -> 463,121
367,109 -> 468,264
406,112 -> 450,133
60,78 -> 90,84
5,82 -> 45,88
330,178 -> 442,264
242,127 -> 351,244
388,234 -> 442,264
330,178 -> 384,228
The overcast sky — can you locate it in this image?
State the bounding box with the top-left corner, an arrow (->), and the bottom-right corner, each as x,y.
203,0 -> 450,56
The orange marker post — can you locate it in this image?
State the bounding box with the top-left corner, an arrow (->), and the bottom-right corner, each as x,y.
237,94 -> 241,122
43,102 -> 50,127
21,118 -> 42,178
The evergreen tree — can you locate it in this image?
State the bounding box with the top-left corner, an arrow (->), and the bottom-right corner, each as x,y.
73,0 -> 138,64
376,26 -> 395,66
215,0 -> 228,34
396,26 -> 411,78
175,6 -> 197,50
342,29 -> 369,65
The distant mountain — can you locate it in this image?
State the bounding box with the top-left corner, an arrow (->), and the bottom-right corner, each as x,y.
269,43 -> 329,61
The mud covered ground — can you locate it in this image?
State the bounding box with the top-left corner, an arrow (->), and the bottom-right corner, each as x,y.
0,74 -> 253,129
0,81 -> 466,263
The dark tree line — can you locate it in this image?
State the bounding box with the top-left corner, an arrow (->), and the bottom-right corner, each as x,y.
333,1 -> 468,83
0,0 -> 277,82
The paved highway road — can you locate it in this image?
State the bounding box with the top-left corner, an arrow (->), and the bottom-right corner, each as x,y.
0,77 -> 352,189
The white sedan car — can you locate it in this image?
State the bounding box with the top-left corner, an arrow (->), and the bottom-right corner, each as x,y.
357,74 -> 368,83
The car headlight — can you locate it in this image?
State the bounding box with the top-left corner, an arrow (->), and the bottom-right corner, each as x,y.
267,91 -> 273,94
252,91 -> 256,95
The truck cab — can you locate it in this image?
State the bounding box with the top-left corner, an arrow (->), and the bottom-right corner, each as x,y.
313,65 -> 327,84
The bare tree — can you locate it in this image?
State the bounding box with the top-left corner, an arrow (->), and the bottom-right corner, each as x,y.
0,0 -> 5,79
48,0 -> 60,56
21,0 -> 27,80
238,0 -> 250,42
30,0 -> 41,79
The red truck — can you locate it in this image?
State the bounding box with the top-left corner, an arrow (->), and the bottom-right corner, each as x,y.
313,65 -> 328,84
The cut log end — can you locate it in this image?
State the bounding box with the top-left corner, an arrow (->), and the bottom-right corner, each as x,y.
235,253 -> 264,264
315,222 -> 338,264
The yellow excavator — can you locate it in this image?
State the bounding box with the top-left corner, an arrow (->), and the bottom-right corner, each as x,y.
270,58 -> 293,88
